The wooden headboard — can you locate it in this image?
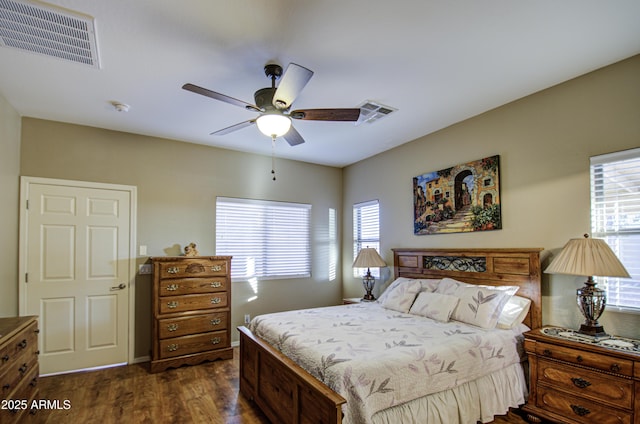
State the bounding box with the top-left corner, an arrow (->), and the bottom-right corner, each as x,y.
392,248 -> 543,330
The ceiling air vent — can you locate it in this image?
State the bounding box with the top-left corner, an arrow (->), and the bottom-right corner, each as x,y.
0,0 -> 100,68
356,101 -> 397,125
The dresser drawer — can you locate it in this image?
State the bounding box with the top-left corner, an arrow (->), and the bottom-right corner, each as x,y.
158,277 -> 228,296
0,321 -> 38,378
535,341 -> 633,376
537,385 -> 631,424
159,292 -> 228,314
0,365 -> 39,422
538,358 -> 633,409
0,351 -> 38,399
158,312 -> 228,339
158,259 -> 228,279
158,331 -> 229,359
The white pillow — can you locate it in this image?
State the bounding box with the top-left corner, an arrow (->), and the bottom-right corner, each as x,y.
380,279 -> 422,313
409,292 -> 459,322
451,285 -> 517,329
435,277 -> 468,295
418,278 -> 441,293
377,277 -> 414,304
497,295 -> 531,329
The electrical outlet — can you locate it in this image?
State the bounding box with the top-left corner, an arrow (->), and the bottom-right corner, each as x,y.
244,314 -> 251,324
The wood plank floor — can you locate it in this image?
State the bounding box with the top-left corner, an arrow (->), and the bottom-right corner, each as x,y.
30,348 -> 532,424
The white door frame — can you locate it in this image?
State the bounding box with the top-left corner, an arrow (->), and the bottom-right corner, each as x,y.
18,176 -> 137,365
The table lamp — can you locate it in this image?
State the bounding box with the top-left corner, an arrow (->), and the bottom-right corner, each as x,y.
353,248 -> 386,301
545,234 -> 630,337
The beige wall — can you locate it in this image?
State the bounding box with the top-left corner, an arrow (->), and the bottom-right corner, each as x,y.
343,55 -> 640,339
19,120 -> 343,357
0,93 -> 21,318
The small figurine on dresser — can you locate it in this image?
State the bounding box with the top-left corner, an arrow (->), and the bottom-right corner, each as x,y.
184,242 -> 199,256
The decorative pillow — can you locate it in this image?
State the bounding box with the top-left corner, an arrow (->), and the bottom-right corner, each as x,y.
409,292 -> 460,322
377,277 -> 415,304
380,279 -> 422,313
417,278 -> 441,293
434,277 -> 469,295
497,295 -> 532,329
451,285 -> 518,329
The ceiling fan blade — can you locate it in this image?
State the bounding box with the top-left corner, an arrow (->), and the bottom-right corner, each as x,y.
210,119 -> 256,135
290,108 -> 361,121
283,126 -> 305,146
272,63 -> 314,110
183,83 -> 261,112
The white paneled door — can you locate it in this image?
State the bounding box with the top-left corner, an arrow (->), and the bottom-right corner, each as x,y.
20,178 -> 136,375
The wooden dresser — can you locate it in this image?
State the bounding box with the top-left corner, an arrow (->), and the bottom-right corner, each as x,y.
523,327 -> 640,424
1,316 -> 40,422
150,256 -> 233,373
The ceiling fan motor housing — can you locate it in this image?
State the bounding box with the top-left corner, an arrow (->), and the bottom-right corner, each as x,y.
254,87 -> 278,112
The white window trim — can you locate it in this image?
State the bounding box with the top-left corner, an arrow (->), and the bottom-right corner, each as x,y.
353,200 -> 381,278
590,147 -> 640,311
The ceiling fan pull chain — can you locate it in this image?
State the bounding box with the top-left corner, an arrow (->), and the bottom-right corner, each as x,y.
271,136 -> 277,181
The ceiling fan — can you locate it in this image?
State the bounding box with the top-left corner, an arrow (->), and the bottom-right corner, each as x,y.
182,63 -> 361,146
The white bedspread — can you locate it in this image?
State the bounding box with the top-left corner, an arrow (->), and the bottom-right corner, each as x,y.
249,302 -> 527,424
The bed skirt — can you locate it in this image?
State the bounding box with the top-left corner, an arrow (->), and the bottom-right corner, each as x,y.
371,362 -> 527,424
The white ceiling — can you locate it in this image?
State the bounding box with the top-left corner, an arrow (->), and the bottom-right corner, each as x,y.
1,1 -> 639,167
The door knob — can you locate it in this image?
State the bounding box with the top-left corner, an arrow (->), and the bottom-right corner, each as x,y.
110,283 -> 127,291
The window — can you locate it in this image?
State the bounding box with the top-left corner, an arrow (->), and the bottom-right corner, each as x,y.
216,197 -> 311,280
590,148 -> 640,310
353,200 -> 380,277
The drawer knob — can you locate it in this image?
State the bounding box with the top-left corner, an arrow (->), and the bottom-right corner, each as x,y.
17,339 -> 27,349
211,265 -> 222,272
2,384 -> 10,390
610,363 -> 621,373
570,404 -> 590,416
210,318 -> 222,326
167,301 -> 178,309
167,344 -> 179,352
571,377 -> 591,389
211,297 -> 221,304
210,281 -> 222,288
2,355 -> 8,362
576,355 -> 583,362
211,337 -> 221,345
166,284 -> 179,291
30,377 -> 38,387
18,363 -> 28,374
167,267 -> 180,274
167,323 -> 179,332
543,349 -> 552,356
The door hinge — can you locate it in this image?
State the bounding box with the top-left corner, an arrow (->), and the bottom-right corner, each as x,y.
26,199 -> 29,210
25,272 -> 28,283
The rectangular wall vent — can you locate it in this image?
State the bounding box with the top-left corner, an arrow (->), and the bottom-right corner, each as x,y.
356,100 -> 397,125
0,0 -> 100,68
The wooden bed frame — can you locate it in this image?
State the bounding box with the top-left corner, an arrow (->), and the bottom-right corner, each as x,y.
238,247 -> 543,424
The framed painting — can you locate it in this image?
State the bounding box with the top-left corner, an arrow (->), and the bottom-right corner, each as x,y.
413,155 -> 501,235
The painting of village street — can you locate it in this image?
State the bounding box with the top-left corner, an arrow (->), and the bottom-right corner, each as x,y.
413,155 -> 501,235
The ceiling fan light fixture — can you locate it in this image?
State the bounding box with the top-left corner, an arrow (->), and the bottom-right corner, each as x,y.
256,113 -> 291,138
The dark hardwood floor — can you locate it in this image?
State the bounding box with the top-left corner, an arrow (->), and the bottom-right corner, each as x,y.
27,348 -> 531,424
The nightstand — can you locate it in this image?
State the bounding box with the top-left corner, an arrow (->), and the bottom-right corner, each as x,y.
522,327 -> 640,424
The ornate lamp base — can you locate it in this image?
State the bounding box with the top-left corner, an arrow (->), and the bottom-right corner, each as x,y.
576,277 -> 607,337
362,271 -> 376,301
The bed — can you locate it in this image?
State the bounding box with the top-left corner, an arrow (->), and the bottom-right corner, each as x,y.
238,247 -> 542,424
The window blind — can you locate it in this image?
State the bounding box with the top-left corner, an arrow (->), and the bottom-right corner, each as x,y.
353,200 -> 381,277
216,197 -> 311,280
590,148 -> 640,310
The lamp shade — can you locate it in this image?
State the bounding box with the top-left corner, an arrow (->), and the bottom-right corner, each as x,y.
545,234 -> 630,278
256,113 -> 291,138
353,248 -> 386,268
